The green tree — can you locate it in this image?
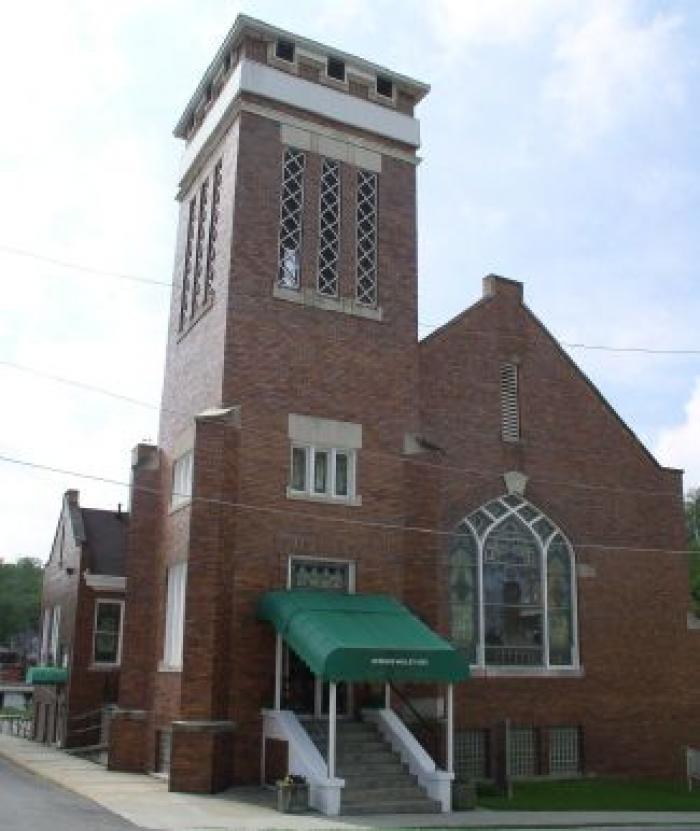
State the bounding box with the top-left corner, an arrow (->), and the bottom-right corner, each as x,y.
0,558 -> 43,647
686,490 -> 700,614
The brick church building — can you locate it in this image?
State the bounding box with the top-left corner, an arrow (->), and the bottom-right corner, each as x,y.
108,15 -> 697,814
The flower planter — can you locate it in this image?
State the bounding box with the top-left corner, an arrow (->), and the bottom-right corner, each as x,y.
276,781 -> 309,813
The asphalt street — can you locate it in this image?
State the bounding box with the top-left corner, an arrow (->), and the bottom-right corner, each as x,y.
0,757 -> 139,831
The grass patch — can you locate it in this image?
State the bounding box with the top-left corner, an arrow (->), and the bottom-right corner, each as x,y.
477,778 -> 700,811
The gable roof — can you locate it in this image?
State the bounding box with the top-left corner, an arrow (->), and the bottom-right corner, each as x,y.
80,508 -> 128,577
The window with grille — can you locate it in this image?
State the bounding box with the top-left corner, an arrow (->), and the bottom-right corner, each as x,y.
317,159 -> 340,296
356,169 -> 377,305
509,726 -> 537,777
549,726 -> 581,775
278,148 -> 306,289
501,362 -> 520,442
179,197 -> 196,330
204,158 -> 222,303
191,177 -> 209,316
455,729 -> 489,780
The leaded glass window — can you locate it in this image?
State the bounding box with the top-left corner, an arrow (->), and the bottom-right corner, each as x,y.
278,148 -> 306,289
204,158 -> 222,303
179,197 -> 196,330
290,559 -> 350,592
449,495 -> 577,669
317,159 -> 340,296
191,177 -> 209,316
356,169 -> 377,305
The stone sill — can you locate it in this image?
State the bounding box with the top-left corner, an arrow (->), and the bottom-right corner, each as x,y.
168,499 -> 192,516
88,663 -> 120,672
469,666 -> 584,679
157,662 -> 182,674
286,487 -> 362,507
273,285 -> 382,321
176,297 -> 214,342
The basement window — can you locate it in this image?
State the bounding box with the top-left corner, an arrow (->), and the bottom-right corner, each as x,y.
275,39 -> 295,62
500,362 -> 520,442
376,76 -> 393,98
327,57 -> 346,82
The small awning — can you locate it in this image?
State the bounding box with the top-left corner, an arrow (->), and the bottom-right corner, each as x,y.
26,666 -> 68,685
257,590 -> 469,683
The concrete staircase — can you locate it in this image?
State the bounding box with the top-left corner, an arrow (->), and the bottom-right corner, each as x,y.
306,717 -> 441,815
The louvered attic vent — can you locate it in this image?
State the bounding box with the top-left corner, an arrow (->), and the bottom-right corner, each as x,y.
500,362 -> 520,442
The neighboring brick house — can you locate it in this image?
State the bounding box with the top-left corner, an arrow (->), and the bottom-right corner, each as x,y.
108,15 -> 697,813
33,490 -> 127,749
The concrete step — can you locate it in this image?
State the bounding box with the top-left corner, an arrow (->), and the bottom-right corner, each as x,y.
343,773 -> 419,790
342,798 -> 442,816
343,784 -> 430,803
336,748 -> 398,763
337,761 -> 407,776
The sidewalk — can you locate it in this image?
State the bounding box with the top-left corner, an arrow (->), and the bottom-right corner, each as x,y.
3,735 -> 700,831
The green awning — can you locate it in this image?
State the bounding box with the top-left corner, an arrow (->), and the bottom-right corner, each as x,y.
257,590 -> 469,683
26,666 -> 68,685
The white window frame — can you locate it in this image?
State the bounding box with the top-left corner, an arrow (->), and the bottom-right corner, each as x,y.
451,495 -> 580,676
287,444 -> 359,504
162,562 -> 187,671
170,450 -> 193,510
92,599 -> 125,667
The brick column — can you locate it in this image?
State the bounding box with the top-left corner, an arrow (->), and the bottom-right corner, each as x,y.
109,443 -> 161,773
169,409 -> 239,793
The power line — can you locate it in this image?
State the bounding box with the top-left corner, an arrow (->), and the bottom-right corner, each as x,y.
0,358 -> 683,499
0,452 -> 690,556
2,243 -> 699,356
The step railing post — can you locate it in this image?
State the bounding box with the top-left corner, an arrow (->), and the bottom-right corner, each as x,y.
328,681 -> 337,780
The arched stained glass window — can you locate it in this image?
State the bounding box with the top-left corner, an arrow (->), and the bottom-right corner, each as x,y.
547,534 -> 573,666
449,496 -> 578,670
448,526 -> 479,663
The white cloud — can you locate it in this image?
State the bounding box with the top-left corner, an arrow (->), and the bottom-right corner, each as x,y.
544,3 -> 683,150
656,378 -> 700,490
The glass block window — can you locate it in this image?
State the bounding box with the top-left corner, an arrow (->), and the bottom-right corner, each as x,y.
547,535 -> 574,666
278,148 -> 306,289
501,363 -> 520,442
204,158 -> 222,303
179,197 -> 196,330
191,177 -> 209,317
449,531 -> 479,662
356,169 -> 377,305
450,495 -> 577,670
290,558 -> 351,592
93,600 -> 123,665
455,729 -> 489,780
509,726 -> 537,777
549,726 -> 581,775
317,159 -> 340,297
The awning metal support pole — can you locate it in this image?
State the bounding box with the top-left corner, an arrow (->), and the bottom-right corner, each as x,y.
384,682 -> 391,710
446,683 -> 454,774
328,681 -> 337,779
274,634 -> 282,710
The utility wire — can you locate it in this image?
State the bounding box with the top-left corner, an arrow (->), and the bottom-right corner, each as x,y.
2,243 -> 699,356
0,358 -> 682,499
0,452 -> 690,556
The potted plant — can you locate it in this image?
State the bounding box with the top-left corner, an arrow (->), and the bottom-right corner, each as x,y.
276,774 -> 309,813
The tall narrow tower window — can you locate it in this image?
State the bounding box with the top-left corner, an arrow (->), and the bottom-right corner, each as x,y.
278,148 -> 306,290
501,362 -> 520,442
356,169 -> 377,306
317,159 -> 340,297
191,177 -> 209,316
204,158 -> 223,303
179,196 -> 196,330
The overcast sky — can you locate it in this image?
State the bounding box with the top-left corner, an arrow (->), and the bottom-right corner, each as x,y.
1,0 -> 699,562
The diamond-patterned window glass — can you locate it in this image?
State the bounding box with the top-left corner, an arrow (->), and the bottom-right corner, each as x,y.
204,158 -> 222,303
518,504 -> 538,523
467,509 -> 493,538
484,500 -> 507,519
533,516 -> 555,544
549,726 -> 581,775
317,159 -> 340,296
502,494 -> 523,508
191,177 -> 209,316
509,726 -> 537,777
179,197 -> 197,330
547,535 -> 573,666
356,169 -> 377,305
455,729 -> 489,780
278,149 -> 306,289
449,530 -> 479,662
290,559 -> 350,592
484,517 -> 543,667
